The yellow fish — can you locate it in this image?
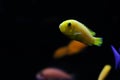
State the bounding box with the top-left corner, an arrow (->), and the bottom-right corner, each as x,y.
59,19 -> 103,46
98,65 -> 112,80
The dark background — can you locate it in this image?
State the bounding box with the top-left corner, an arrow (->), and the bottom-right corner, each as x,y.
1,0 -> 120,80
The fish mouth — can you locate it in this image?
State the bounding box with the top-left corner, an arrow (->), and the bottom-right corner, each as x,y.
59,25 -> 65,32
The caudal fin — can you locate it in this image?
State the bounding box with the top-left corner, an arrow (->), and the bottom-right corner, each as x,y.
94,37 -> 103,46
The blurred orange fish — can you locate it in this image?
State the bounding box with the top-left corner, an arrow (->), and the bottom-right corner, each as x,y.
53,40 -> 87,58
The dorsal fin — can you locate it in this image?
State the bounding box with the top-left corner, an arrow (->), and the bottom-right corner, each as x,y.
111,45 -> 120,70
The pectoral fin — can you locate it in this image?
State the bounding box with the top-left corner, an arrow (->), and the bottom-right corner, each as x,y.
73,32 -> 81,35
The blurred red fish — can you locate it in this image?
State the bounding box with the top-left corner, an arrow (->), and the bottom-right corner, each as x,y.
53,40 -> 87,58
36,67 -> 73,80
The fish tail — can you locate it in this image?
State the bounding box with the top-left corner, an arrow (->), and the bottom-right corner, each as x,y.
94,37 -> 103,46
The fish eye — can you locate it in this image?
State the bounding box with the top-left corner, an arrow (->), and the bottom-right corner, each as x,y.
67,22 -> 71,27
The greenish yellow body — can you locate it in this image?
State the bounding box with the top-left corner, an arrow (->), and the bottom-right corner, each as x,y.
59,19 -> 103,46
